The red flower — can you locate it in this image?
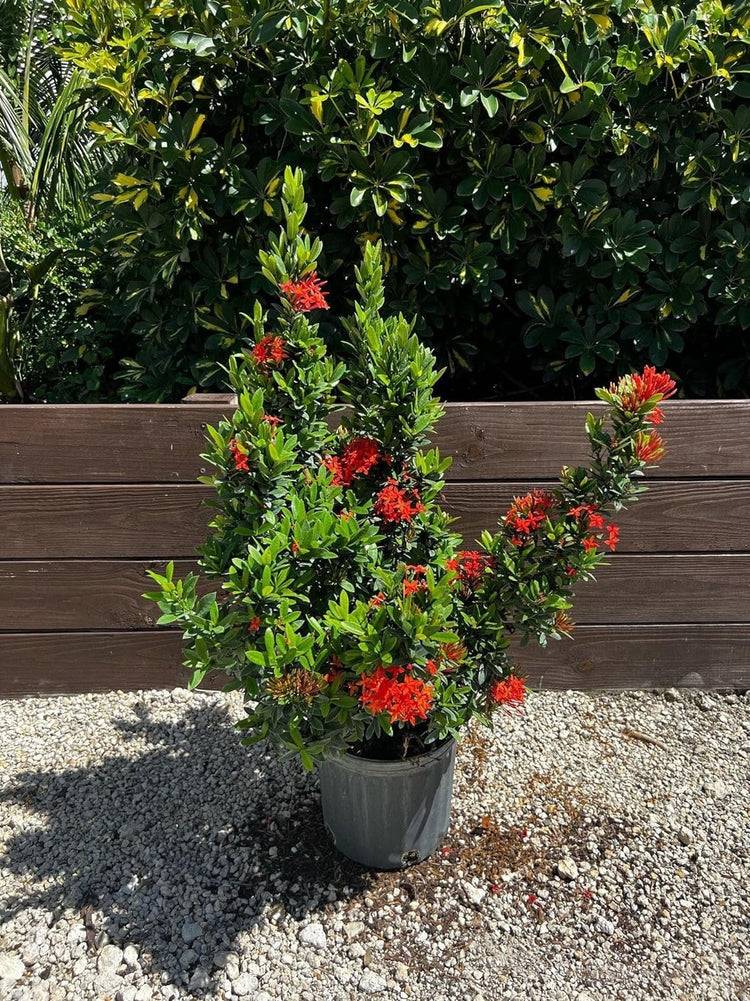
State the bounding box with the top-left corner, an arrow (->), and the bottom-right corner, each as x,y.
403,564 -> 429,597
342,437 -> 382,478
279,272 -> 330,313
323,455 -> 346,486
446,551 -> 495,589
613,366 -> 676,412
582,536 -> 598,554
588,512 -> 606,530
323,437 -> 385,488
605,523 -> 619,552
634,430 -> 666,463
374,480 -> 425,524
228,439 -> 250,472
505,489 -> 556,539
291,540 -> 300,554
357,666 -> 435,725
649,407 -> 665,426
369,592 -> 387,609
252,335 -> 288,368
262,414 -> 282,428
490,675 -> 526,712
248,616 -> 261,632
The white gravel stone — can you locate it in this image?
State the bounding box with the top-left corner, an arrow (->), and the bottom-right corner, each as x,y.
231,972 -> 259,996
297,922 -> 327,950
555,857 -> 579,881
595,916 -> 616,936
96,944 -> 124,975
463,882 -> 486,906
677,825 -> 694,845
0,957 -> 24,984
358,970 -> 388,994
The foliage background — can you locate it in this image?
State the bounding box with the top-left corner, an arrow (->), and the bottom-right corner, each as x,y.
9,0 -> 750,401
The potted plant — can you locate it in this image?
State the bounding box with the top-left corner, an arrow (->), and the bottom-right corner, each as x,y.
145,169 -> 675,870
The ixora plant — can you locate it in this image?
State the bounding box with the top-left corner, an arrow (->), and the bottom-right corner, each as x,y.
146,169 -> 675,866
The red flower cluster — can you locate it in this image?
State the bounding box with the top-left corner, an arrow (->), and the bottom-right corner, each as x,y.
324,437 -> 384,487
262,414 -> 282,427
373,480 -> 425,524
490,675 -> 526,712
634,430 -> 666,463
446,550 -> 495,590
605,523 -> 619,551
403,564 -> 429,596
567,503 -> 605,530
228,438 -> 249,472
279,272 -> 330,313
357,666 -> 435,725
248,616 -> 261,632
581,521 -> 619,553
252,335 -> 288,368
505,489 -> 556,544
614,366 -> 676,412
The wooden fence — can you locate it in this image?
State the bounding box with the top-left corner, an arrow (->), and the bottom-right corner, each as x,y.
2,398 -> 749,696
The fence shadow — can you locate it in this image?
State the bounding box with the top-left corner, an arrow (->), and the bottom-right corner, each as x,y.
0,697 -> 376,995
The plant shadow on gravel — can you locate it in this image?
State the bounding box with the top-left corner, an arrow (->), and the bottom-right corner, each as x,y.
0,698 -> 381,995
0,698 -> 659,996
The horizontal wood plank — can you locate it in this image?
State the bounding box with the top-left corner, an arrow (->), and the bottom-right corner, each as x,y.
513,625 -> 750,691
1,625 -> 747,697
3,485 -> 210,558
0,404 -> 234,485
2,555 -> 750,630
443,479 -> 750,554
4,480 -> 750,558
2,400 -> 749,483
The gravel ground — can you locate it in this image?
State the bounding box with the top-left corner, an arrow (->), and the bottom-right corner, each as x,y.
0,687 -> 748,1001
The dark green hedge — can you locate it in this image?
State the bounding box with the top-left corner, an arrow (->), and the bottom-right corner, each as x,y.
55,0 -> 750,401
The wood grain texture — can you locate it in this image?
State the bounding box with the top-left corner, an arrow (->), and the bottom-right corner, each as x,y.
443,479 -> 750,553
3,400 -> 749,483
2,555 -> 749,630
0,631 -> 221,696
3,485 -> 211,558
0,404 -> 234,485
4,480 -> 750,558
2,625 -> 748,697
513,625 -> 750,691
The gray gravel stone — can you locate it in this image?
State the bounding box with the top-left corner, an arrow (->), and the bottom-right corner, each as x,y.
180,921 -> 202,945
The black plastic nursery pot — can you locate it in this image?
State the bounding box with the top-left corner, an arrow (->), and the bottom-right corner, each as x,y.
318,737 -> 456,870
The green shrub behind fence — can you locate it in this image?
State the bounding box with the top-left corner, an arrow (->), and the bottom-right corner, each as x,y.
56,0 -> 750,401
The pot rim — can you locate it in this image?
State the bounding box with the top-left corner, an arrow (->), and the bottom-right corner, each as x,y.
321,735 -> 456,776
